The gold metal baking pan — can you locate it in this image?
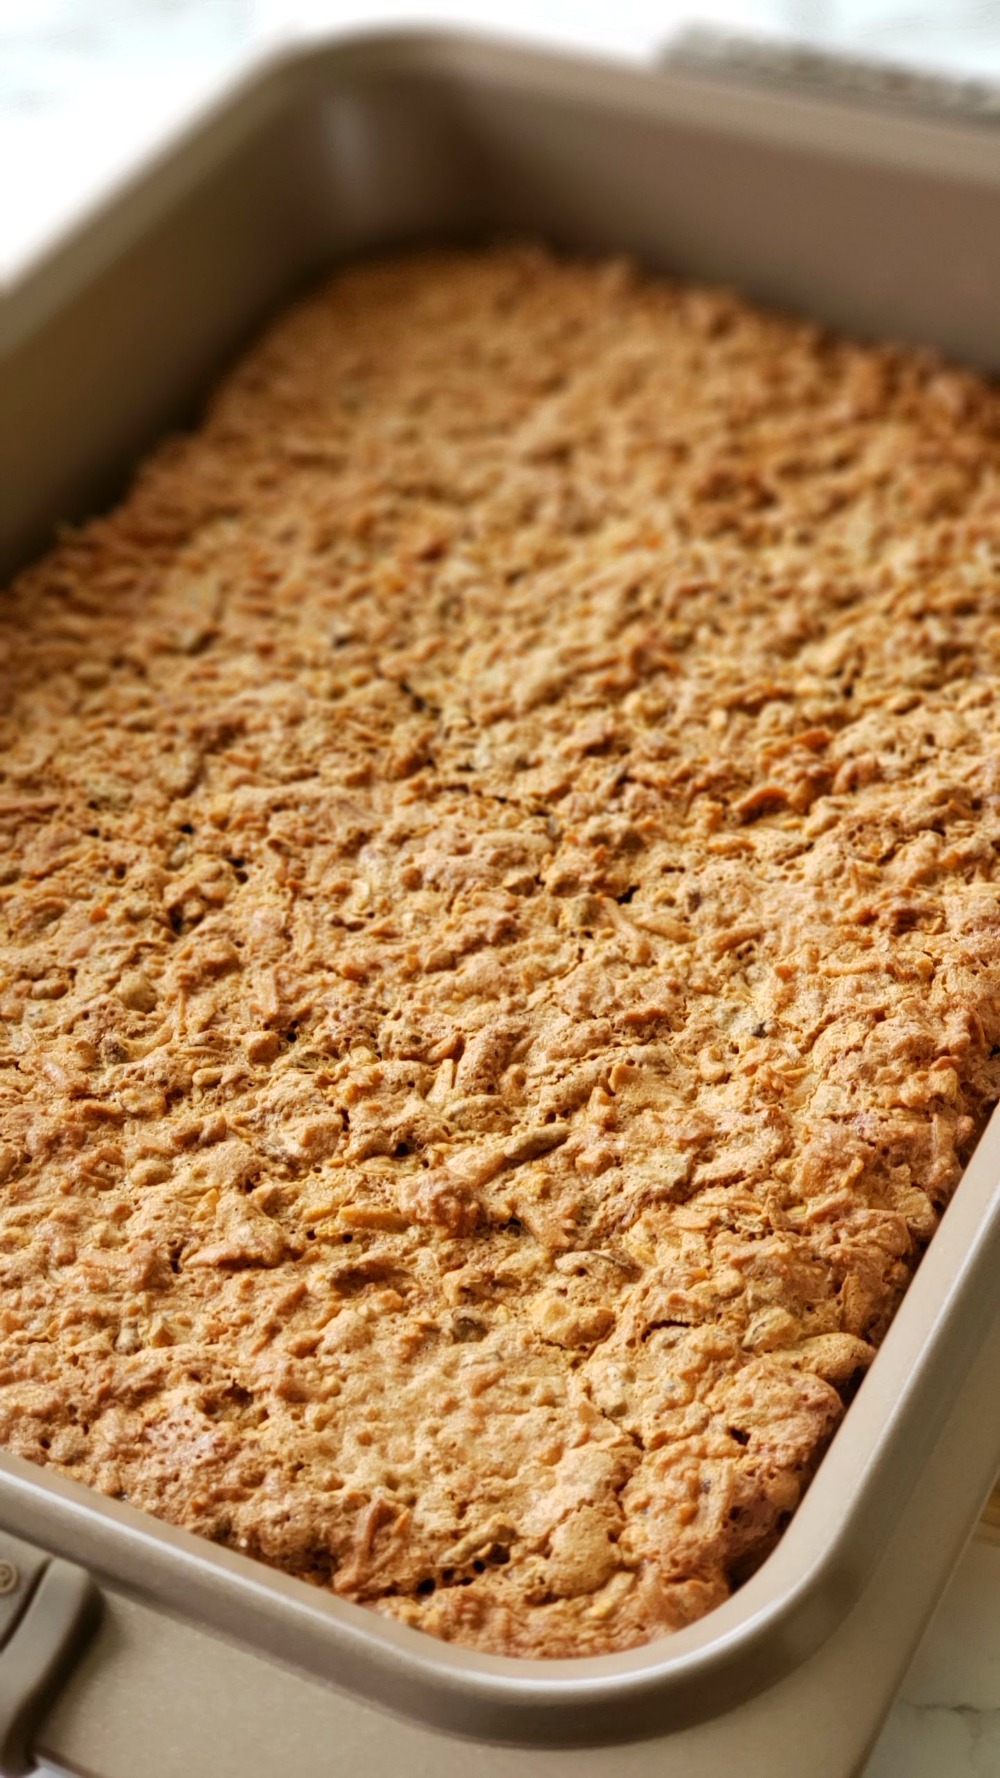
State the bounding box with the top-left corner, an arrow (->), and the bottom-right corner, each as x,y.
2,31 -> 999,1778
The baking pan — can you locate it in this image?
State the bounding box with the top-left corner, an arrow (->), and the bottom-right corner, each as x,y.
2,29 -> 1000,1778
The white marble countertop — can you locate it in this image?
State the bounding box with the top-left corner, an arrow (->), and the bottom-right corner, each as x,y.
2,6 -> 999,1773
866,1532 -> 1000,1777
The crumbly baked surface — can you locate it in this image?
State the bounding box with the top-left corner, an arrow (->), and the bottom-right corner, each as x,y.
2,247 -> 999,1659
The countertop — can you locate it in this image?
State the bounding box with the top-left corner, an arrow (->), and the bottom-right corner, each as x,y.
2,7 -> 999,1774
866,1529 -> 1000,1777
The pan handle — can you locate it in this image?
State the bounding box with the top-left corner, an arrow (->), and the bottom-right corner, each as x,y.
0,1530 -> 99,1778
661,26 -> 1000,127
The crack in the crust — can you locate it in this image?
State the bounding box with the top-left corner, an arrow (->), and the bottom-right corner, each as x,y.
368,659 -> 444,721
424,775 -> 563,833
396,677 -> 441,719
348,658 -> 574,838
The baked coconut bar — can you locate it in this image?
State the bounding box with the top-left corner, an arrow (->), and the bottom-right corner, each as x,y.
1,246 -> 998,1656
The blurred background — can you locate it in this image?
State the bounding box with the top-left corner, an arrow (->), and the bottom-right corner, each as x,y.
2,1 -> 1000,277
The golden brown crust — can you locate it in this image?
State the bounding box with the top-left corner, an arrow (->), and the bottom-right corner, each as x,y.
1,246 -> 999,1657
